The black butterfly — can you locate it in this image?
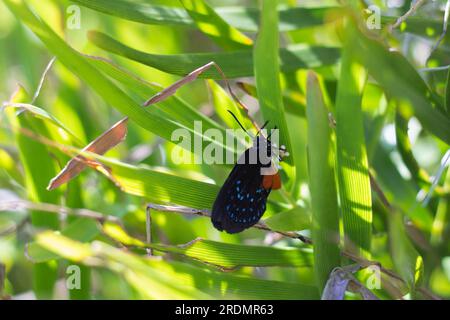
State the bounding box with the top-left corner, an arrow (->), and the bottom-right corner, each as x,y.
211,113 -> 286,234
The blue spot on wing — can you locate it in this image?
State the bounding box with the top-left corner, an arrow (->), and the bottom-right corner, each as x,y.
211,155 -> 273,233
223,181 -> 270,227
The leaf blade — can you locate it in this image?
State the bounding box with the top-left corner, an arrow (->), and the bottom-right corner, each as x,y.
253,0 -> 294,171
335,23 -> 372,259
180,0 -> 253,50
306,72 -> 341,293
88,31 -> 340,79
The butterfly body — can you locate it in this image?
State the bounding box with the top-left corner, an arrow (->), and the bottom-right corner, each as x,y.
211,135 -> 281,234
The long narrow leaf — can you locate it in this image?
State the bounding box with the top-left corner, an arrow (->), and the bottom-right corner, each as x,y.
88,31 -> 340,79
3,0 -> 229,157
71,0 -> 340,32
335,23 -> 372,259
263,206 -> 311,232
253,0 -> 294,172
33,232 -> 319,299
395,106 -> 431,188
6,86 -> 60,299
388,210 -> 424,294
372,143 -> 433,230
180,0 -> 252,50
238,81 -> 306,118
354,24 -> 450,145
84,55 -> 228,135
103,223 -> 314,269
306,72 -> 341,292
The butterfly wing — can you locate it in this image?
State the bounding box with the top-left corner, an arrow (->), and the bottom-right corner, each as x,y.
211,156 -> 271,234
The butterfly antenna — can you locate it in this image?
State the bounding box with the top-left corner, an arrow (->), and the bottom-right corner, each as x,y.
227,110 -> 249,135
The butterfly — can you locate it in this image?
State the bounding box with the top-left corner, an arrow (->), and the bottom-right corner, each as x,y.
211,112 -> 288,234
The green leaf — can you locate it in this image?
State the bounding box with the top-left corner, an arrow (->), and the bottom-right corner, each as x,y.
103,223 -> 313,269
4,102 -> 82,146
335,23 -> 372,259
32,232 -> 319,299
66,181 -> 93,300
3,0 -> 228,156
431,168 -> 450,246
84,54 -> 228,137
97,156 -> 220,208
354,25 -> 450,145
48,144 -> 219,208
27,218 -> 100,263
206,79 -> 254,131
381,15 -> 450,48
179,0 -> 253,50
253,0 -> 293,171
71,0 -> 340,32
388,210 -> 424,293
306,72 -> 341,293
33,231 -> 94,262
31,222 -> 314,269
96,241 -> 213,299
395,105 -> 431,188
155,239 -> 314,269
4,101 -> 219,210
263,206 -> 311,232
88,31 -> 340,79
238,81 -> 306,118
219,6 -> 341,33
5,89 -> 219,209
0,148 -> 23,185
156,259 -> 319,299
372,143 -> 434,231
6,85 -> 60,299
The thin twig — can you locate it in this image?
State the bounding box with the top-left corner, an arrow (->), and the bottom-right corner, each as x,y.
369,172 -> 393,210
31,57 -> 56,104
419,65 -> 450,72
390,0 -> 428,30
420,149 -> 450,206
0,200 -> 121,224
431,0 -> 450,53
